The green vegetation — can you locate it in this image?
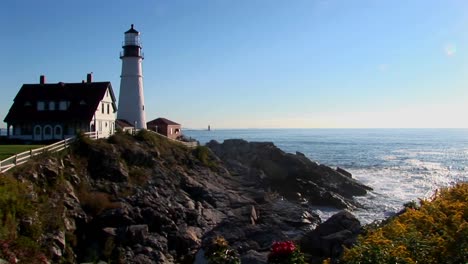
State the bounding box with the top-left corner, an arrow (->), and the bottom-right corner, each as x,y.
0,145 -> 44,160
193,146 -> 217,168
0,175 -> 48,262
334,183 -> 468,264
205,236 -> 240,264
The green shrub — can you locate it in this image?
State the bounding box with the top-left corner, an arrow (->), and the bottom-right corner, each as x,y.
135,129 -> 159,146
108,130 -> 134,146
337,183 -> 468,264
193,146 -> 217,168
0,176 -> 33,240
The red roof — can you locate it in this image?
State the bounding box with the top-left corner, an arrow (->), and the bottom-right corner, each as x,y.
4,81 -> 116,123
147,117 -> 180,126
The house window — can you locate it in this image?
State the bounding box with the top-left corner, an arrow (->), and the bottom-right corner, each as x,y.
37,101 -> 45,111
54,125 -> 62,137
101,103 -> 104,114
24,101 -> 31,106
59,101 -> 68,110
80,100 -> 86,105
44,126 -> 52,136
107,104 -> 110,114
49,101 -> 55,111
170,128 -> 173,134
34,126 -> 41,137
21,124 -> 32,135
99,121 -> 102,132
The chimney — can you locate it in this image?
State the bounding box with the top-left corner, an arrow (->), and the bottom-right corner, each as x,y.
87,73 -> 93,83
40,75 -> 46,85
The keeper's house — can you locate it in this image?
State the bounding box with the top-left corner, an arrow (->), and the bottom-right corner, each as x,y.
3,74 -> 117,141
147,117 -> 181,140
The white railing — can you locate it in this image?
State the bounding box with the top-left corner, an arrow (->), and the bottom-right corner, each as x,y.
0,131 -> 97,174
146,130 -> 198,148
0,129 -> 198,174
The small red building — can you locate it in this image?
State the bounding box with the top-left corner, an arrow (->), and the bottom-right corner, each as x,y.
146,118 -> 181,140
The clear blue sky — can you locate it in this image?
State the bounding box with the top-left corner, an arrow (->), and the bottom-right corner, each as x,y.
1,0 -> 467,128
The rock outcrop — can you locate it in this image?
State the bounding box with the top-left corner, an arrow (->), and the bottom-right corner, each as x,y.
207,139 -> 372,209
300,211 -> 362,263
3,131 -> 371,263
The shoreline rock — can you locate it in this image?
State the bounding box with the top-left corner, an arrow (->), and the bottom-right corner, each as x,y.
4,133 -> 372,263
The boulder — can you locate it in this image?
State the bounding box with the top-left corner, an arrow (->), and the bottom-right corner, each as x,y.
300,211 -> 361,262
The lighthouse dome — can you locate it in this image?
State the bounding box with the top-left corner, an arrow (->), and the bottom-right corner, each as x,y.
125,24 -> 139,34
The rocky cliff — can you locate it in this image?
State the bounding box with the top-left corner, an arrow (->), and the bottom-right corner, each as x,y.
0,131 -> 371,263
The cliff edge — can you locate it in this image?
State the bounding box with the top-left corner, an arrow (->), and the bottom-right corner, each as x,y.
0,131 -> 371,263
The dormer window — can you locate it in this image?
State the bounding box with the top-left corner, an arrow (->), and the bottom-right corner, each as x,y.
37,101 -> 45,111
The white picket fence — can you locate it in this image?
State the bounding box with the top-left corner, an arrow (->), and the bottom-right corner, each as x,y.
0,132 -> 97,174
0,129 -> 198,174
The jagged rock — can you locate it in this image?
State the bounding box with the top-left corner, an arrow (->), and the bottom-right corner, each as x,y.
300,211 -> 362,262
207,139 -> 372,208
46,230 -> 66,260
336,167 -> 352,178
95,205 -> 135,227
240,250 -> 268,264
5,134 -> 372,263
87,144 -> 129,182
125,225 -> 149,245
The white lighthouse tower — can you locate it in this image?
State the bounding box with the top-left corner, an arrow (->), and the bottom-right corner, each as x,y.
117,24 -> 147,129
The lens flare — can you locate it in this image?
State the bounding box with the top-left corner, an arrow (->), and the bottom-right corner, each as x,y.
444,43 -> 456,56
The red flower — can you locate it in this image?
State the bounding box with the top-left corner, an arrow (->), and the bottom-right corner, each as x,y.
270,241 -> 296,255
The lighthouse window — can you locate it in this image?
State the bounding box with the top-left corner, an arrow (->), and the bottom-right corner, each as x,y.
37,101 -> 45,111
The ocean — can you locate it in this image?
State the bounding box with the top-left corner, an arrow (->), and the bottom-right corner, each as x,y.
184,128 -> 468,224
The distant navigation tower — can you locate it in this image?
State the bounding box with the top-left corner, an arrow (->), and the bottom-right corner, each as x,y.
117,24 -> 147,129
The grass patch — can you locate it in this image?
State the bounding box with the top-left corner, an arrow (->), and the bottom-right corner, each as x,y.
0,145 -> 44,161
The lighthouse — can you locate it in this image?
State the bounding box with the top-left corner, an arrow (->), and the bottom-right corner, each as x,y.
117,24 -> 147,129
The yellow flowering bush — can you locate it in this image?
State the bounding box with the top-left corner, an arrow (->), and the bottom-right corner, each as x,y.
338,183 -> 467,264
204,236 -> 240,264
